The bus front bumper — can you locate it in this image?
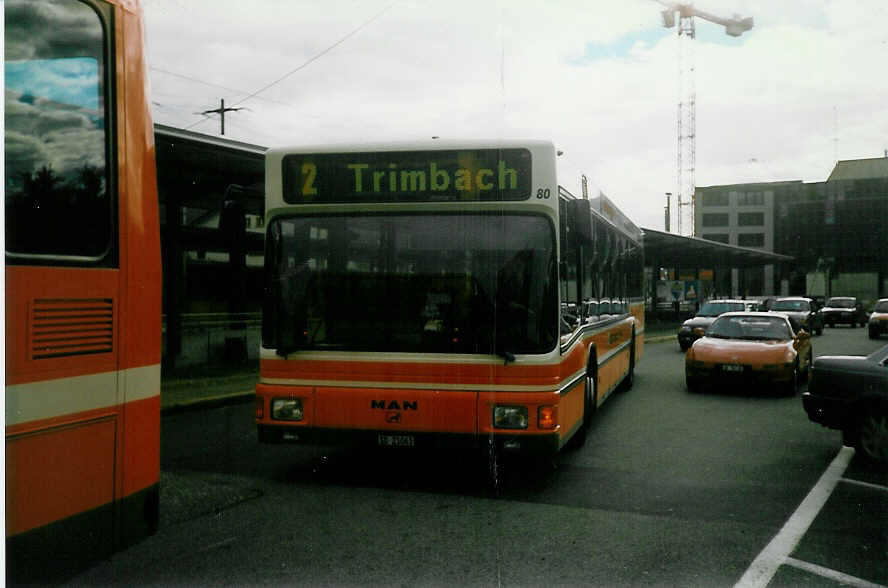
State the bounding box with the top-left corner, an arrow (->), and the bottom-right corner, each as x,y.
257,424 -> 561,456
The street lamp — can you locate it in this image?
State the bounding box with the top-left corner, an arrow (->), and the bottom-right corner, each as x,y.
665,192 -> 672,232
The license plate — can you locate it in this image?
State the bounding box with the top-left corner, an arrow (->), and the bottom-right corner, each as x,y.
377,434 -> 415,447
721,364 -> 744,373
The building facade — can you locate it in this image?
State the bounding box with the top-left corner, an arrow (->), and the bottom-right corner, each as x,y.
695,156 -> 888,303
694,180 -> 802,297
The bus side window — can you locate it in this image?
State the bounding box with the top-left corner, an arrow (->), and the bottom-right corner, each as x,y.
5,0 -> 113,262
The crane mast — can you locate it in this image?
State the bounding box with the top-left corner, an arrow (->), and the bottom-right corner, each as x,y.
659,2 -> 753,236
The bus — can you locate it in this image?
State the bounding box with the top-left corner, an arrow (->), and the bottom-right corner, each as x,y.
254,140 -> 644,483
5,0 -> 161,582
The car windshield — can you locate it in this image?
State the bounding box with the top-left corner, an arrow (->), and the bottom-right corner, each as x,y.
874,301 -> 888,313
707,316 -> 793,341
826,297 -> 855,308
772,300 -> 809,311
262,213 -> 558,355
697,302 -> 745,317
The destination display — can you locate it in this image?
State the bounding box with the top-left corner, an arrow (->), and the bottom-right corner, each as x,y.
281,148 -> 532,203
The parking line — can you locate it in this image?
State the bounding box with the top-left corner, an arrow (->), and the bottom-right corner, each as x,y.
785,557 -> 887,588
735,446 -> 855,588
842,477 -> 888,493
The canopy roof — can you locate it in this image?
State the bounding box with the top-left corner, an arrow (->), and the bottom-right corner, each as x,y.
641,228 -> 793,269
154,124 -> 266,215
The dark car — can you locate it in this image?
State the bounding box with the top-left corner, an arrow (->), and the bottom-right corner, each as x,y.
770,296 -> 823,336
821,296 -> 867,328
868,298 -> 888,339
802,343 -> 888,462
677,299 -> 753,351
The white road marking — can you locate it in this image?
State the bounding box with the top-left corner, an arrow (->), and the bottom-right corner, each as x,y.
735,446 -> 855,588
842,477 -> 888,493
785,557 -> 888,588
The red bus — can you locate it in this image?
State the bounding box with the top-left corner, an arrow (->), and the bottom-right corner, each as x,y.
254,140 -> 644,485
5,0 -> 161,581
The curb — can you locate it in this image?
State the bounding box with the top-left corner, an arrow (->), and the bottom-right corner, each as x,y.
161,390 -> 254,415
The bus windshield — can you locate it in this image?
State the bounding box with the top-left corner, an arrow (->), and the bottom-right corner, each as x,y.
262,213 -> 557,356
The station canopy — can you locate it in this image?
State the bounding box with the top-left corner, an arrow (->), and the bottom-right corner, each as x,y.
154,123 -> 266,216
154,124 -> 266,253
641,228 -> 793,269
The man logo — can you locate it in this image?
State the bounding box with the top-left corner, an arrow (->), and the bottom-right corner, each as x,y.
370,400 -> 418,411
385,412 -> 402,424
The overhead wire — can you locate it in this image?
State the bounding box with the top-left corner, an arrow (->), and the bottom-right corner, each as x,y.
183,1 -> 396,132
227,2 -> 396,108
151,67 -> 299,108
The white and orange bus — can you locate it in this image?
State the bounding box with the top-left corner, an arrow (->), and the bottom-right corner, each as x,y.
254,140 -> 644,482
5,0 -> 161,582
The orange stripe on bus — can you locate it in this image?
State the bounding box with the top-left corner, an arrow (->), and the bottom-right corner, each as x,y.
260,324 -> 628,389
261,358 -> 563,386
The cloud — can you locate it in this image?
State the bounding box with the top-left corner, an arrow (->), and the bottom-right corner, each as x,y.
144,0 -> 888,230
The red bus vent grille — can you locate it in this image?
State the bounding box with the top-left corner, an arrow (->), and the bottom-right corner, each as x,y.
31,298 -> 114,359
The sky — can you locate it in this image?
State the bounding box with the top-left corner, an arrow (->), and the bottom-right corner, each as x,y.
142,0 -> 888,231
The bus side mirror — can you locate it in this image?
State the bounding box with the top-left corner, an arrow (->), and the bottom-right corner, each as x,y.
568,199 -> 592,240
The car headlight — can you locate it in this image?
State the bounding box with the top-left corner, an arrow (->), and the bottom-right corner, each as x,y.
493,405 -> 528,429
692,327 -> 705,336
272,398 -> 303,421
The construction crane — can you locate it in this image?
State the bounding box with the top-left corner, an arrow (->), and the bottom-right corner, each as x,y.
657,2 -> 753,236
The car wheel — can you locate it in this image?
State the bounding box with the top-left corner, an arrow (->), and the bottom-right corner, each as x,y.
686,376 -> 702,394
857,408 -> 888,463
572,374 -> 594,449
869,327 -> 878,339
620,334 -> 635,391
679,342 -> 690,352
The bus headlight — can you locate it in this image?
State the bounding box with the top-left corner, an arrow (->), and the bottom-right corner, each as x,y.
493,405 -> 528,429
272,398 -> 303,421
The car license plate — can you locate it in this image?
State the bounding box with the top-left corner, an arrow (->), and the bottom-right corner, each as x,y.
721,364 -> 744,373
377,434 -> 414,447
